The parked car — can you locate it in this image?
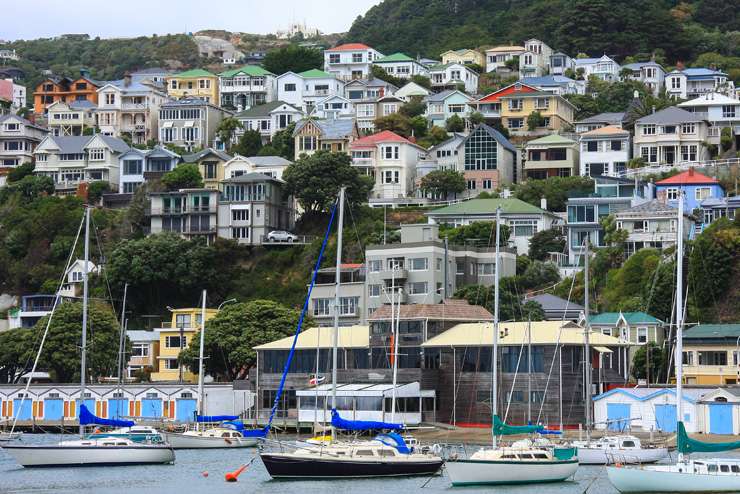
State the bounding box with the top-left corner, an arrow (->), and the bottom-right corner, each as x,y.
267,230 -> 299,242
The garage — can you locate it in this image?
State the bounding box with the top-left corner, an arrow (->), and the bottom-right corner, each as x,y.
709,403 -> 734,434
13,397 -> 33,420
141,396 -> 163,418
108,398 -> 129,420
176,398 -> 197,422
43,397 -> 64,421
654,404 -> 677,432
607,403 -> 631,431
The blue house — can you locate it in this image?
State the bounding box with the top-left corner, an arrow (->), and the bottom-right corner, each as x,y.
424,89 -> 473,128
655,168 -> 724,213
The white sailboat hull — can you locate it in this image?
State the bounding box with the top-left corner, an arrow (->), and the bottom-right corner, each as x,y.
2,444 -> 175,467
163,432 -> 258,449
577,446 -> 669,465
0,432 -> 22,441
607,465 -> 740,492
446,458 -> 579,486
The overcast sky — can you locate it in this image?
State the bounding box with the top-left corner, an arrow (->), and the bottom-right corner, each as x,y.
4,0 -> 382,40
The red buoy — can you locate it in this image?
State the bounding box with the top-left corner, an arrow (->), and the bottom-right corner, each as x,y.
225,464 -> 248,482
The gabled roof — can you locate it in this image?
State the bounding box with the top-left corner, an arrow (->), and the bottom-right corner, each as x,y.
526,134 -> 576,146
293,117 -> 356,139
146,145 -> 180,159
369,300 -> 492,322
96,135 -> 130,153
622,61 -> 665,71
429,62 -> 474,72
298,68 -> 334,79
427,197 -> 552,216
683,324 -> 740,340
581,125 -> 630,137
351,130 -> 413,148
576,112 -> 626,125
171,68 -> 215,78
182,147 -> 232,163
44,136 -> 89,154
615,199 -> 683,216
475,82 -> 539,103
0,113 -> 47,132
243,156 -> 292,167
465,123 -> 517,154
485,45 -> 525,53
326,43 -> 372,51
218,65 -> 273,77
426,89 -> 472,103
589,311 -> 663,325
374,52 -> 415,63
672,67 -> 728,79
235,100 -> 300,118
655,168 -> 720,186
592,387 -> 712,404
678,92 -> 740,107
525,293 -> 584,313
636,106 -> 705,125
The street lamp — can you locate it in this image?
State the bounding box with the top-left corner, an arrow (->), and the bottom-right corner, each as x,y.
218,298 -> 237,310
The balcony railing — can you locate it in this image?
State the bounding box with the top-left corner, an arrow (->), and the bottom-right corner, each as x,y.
148,206 -> 217,215
121,102 -> 148,111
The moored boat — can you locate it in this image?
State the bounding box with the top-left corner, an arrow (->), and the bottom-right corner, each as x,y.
163,427 -> 260,449
573,435 -> 669,465
87,425 -> 164,443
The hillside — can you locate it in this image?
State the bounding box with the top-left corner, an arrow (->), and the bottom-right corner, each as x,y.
347,0 -> 740,66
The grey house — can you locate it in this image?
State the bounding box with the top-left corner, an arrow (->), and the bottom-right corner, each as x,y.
158,97 -> 232,151
523,293 -> 584,321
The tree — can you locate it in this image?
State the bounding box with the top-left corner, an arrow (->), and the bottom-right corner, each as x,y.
179,300 -> 309,380
445,114 -> 464,132
215,117 -> 243,149
371,65 -> 405,88
262,45 -> 323,75
527,111 -> 545,131
31,301 -> 124,383
87,181 -> 110,203
0,174 -> 55,202
232,129 -> 263,157
258,122 -> 295,160
6,162 -> 34,183
513,176 -> 594,212
374,113 -> 411,136
161,164 -> 203,191
528,228 -> 566,261
419,169 -> 465,199
417,126 -> 450,148
521,300 -> 546,321
440,221 -> 511,247
410,75 -> 432,90
0,329 -> 32,383
631,343 -> 667,383
468,111 -> 485,126
399,96 -> 427,118
282,151 -> 374,213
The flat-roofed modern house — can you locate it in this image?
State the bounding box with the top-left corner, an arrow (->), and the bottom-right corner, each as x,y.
524,134 -> 580,179
579,125 -> 631,178
147,188 -> 220,244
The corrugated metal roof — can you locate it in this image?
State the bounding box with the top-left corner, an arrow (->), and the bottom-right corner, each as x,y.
253,325 -> 369,350
636,106 -> 704,125
427,197 -> 551,216
589,311 -> 663,325
683,324 -> 740,339
368,301 -> 492,322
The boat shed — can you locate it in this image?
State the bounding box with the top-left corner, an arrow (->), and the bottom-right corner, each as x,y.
592,387 -> 714,434
698,388 -> 740,435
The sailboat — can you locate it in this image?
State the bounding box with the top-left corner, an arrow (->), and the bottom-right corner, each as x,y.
445,207 -> 579,486
2,206 -> 175,467
259,187 -> 444,479
607,194 -> 740,492
162,290 -> 263,449
570,241 -> 668,465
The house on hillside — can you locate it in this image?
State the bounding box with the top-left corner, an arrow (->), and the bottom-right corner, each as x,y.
165,69 -> 219,104
682,324 -> 740,385
523,294 -> 584,321
372,53 -> 430,79
0,113 -> 48,168
323,43 -> 384,81
222,154 -> 292,181
440,49 -> 485,68
235,100 -> 304,142
520,75 -> 585,96
424,89 -> 473,128
292,117 -> 359,160
147,188 -> 220,244
314,95 -> 354,120
499,91 -> 575,135
573,55 -> 620,82
678,93 -> 740,147
589,311 -> 665,359
276,70 -> 343,115
519,39 -> 553,77
158,98 -> 232,151
549,52 -> 574,76
118,145 -> 181,193
654,168 -> 725,212
218,65 -> 277,110
696,195 -> 740,232
614,200 -> 693,257
468,82 -> 540,122
428,63 -> 478,94
632,106 -> 709,166
33,71 -> 103,114
665,68 -> 735,100
579,125 -> 631,177
574,112 -> 626,133
46,100 -> 96,137
620,61 -> 666,96
485,45 -> 525,74
524,134 -> 580,179
182,148 -> 232,189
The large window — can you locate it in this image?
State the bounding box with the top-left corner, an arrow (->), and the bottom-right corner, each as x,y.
313,299 -> 331,316
165,335 -> 185,348
123,159 -> 142,175
681,145 -> 697,162
408,258 -> 428,271
642,125 -> 656,135
511,219 -> 538,237
408,281 -> 428,295
695,187 -> 711,201
567,204 -> 596,223
175,314 -> 191,328
131,343 -> 149,357
698,351 -> 727,366
464,127 -> 498,170
383,145 -> 399,159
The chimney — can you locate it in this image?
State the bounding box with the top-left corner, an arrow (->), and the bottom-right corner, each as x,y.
688,167 -> 694,177
540,197 -> 547,210
407,135 -> 416,143
676,61 -> 685,71
652,105 -> 656,114
123,71 -> 132,87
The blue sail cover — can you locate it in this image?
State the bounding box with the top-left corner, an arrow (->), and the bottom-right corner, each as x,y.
221,420 -> 268,438
79,404 -> 134,427
375,433 -> 411,454
195,414 -> 239,422
331,409 -> 404,432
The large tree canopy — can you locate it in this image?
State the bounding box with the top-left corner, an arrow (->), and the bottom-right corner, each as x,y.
262,45 -> 323,75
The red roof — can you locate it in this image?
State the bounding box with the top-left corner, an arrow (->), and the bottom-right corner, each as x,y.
327,43 -> 371,51
476,82 -> 539,103
655,168 -> 720,186
351,130 -> 411,148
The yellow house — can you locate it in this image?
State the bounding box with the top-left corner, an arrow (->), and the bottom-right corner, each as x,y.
150,307 -> 219,383
165,69 -> 219,104
181,147 -> 233,189
682,324 -> 740,386
440,49 -> 485,68
499,90 -> 575,135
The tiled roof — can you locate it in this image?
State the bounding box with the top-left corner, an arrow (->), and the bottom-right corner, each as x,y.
172,69 -> 215,78
526,134 -> 576,146
368,300 -> 492,321
635,106 -> 704,125
351,130 -> 411,148
218,65 -> 273,77
655,168 -> 720,186
326,43 -> 372,51
374,52 -> 414,63
298,68 -> 334,79
581,125 -> 630,137
683,324 -> 740,339
589,311 -> 663,325
427,198 -> 551,216
235,100 -> 299,118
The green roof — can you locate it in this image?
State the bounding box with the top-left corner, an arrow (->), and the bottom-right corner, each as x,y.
683,324 -> 740,340
299,69 -> 333,79
173,68 -> 216,78
235,101 -> 296,118
428,198 -> 550,216
526,134 -> 576,146
218,65 -> 273,77
374,52 -> 414,63
429,62 -> 454,71
590,312 -> 663,325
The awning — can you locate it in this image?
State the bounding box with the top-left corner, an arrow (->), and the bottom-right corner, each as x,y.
594,346 -> 613,353
161,121 -> 173,128
183,120 -> 194,127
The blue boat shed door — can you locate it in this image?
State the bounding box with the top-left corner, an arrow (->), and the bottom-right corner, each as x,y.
607,403 -> 631,431
141,397 -> 163,418
44,397 -> 64,420
176,399 -> 197,422
654,404 -> 677,432
709,403 -> 734,434
13,397 -> 32,420
108,398 -> 129,420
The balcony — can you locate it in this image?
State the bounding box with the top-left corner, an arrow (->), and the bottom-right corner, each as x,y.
378,268 -> 408,280
147,205 -> 217,215
121,102 -> 147,111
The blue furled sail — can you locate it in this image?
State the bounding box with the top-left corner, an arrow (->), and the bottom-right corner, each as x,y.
375,433 -> 411,454
264,200 -> 339,431
221,420 -> 268,438
79,404 -> 134,427
331,409 -> 404,432
195,414 -> 239,423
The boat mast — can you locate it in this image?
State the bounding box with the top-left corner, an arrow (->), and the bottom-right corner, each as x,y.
116,283 -> 128,397
584,239 -> 592,442
390,282 -> 401,423
197,289 -> 207,429
527,317 -> 532,424
492,207 -> 501,448
331,187 -> 345,441
389,268 -> 395,421
675,192 -> 685,461
79,206 -> 90,436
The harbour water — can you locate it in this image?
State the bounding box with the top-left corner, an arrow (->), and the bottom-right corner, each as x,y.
2,434 -> 739,493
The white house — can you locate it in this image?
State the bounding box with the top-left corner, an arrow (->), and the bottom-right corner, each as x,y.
276,69 -> 343,115
0,113 -> 48,168
218,65 -> 277,111
621,62 -> 666,96
349,130 -> 425,200
678,92 -> 740,146
314,95 -> 354,119
429,63 -> 478,94
59,259 -> 100,297
222,154 -> 293,181
520,75 -> 585,96
633,106 -> 709,166
323,43 -> 384,81
549,52 -> 574,76
235,100 -> 304,142
118,145 -> 180,194
519,39 -> 553,77
372,53 -> 429,80
573,55 -> 620,82
485,45 -> 525,73
665,68 -> 735,100
579,125 -> 631,177
394,81 -> 430,102
34,134 -> 130,192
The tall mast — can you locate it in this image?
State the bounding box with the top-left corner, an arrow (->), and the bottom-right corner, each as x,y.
197,289 -> 207,423
584,239 -> 592,442
390,284 -> 401,423
675,191 -> 685,459
331,187 -> 346,441
116,283 -> 128,392
492,207 -> 501,448
527,317 -> 532,424
79,206 -> 90,435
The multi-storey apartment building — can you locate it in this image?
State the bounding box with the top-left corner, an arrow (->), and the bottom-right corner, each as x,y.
218,65 -> 277,110
323,43 -> 384,81
579,125 -> 630,177
0,113 -> 48,168
148,188 -> 220,244
158,98 -> 232,151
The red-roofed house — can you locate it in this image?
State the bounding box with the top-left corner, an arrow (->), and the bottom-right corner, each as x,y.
324,43 -> 384,81
655,167 -> 725,211
350,130 -> 426,200
468,82 -> 539,120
